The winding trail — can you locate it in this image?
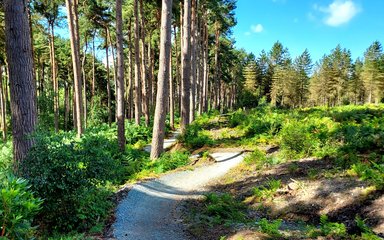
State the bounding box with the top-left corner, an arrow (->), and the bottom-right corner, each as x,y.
112,151 -> 245,240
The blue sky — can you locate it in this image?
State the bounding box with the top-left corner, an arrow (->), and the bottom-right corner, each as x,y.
233,0 -> 384,63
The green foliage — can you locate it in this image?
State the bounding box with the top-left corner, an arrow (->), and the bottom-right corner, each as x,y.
0,174 -> 42,239
0,142 -> 12,172
257,218 -> 282,237
201,193 -> 247,225
252,179 -> 281,201
228,109 -> 248,128
180,123 -> 213,149
125,121 -> 152,145
279,117 -> 337,159
319,215 -> 347,238
243,149 -> 267,166
150,151 -> 190,174
20,129 -> 124,233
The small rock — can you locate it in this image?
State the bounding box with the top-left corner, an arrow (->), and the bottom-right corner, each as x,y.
288,182 -> 299,191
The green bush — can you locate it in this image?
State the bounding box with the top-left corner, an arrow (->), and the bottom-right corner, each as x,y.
0,174 -> 42,239
151,150 -> 190,173
125,121 -> 152,145
244,149 -> 267,167
0,142 -> 12,172
180,123 -> 213,149
252,179 -> 281,201
279,117 -> 337,159
257,218 -> 282,237
202,193 -> 246,225
20,130 -> 124,233
319,215 -> 347,238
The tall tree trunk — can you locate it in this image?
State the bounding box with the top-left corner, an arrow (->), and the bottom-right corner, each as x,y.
169,31 -> 175,130
174,25 -> 180,116
91,33 -> 96,105
189,0 -> 197,123
50,24 -> 59,132
128,18 -> 134,120
198,16 -> 204,115
4,0 -> 37,170
169,56 -> 174,126
116,0 -> 126,151
64,80 -> 70,131
147,31 -> 153,109
139,0 -> 150,126
81,36 -> 88,129
0,66 -> 7,141
202,18 -> 209,112
151,0 -> 173,159
134,0 -> 142,125
214,24 -> 220,110
180,0 -> 191,133
105,35 -> 112,126
65,0 -> 83,137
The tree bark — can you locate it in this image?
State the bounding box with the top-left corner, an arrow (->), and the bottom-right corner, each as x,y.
169,31 -> 175,130
81,35 -> 88,129
50,24 -> 59,132
180,0 -> 191,133
151,0 -> 173,159
116,0 -> 126,151
189,0 -> 197,123
0,66 -> 7,141
4,0 -> 37,170
91,32 -> 96,106
105,34 -> 112,126
134,0 -> 142,125
65,0 -> 83,137
140,0 -> 150,126
214,24 -> 220,110
64,80 -> 70,131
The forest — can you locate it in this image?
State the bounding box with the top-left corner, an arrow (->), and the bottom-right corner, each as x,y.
1,0 -> 384,239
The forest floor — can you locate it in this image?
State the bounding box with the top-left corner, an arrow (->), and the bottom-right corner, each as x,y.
182,112 -> 384,240
111,132 -> 246,240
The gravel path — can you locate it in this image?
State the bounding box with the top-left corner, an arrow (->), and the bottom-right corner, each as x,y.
143,131 -> 180,153
112,151 -> 245,240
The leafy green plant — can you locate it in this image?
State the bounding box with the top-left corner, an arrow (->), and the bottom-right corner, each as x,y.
252,179 -> 281,201
0,142 -> 12,172
20,130 -> 124,233
243,149 -> 267,167
202,193 -> 247,225
179,123 -> 213,149
319,215 -> 347,238
125,121 -> 152,145
151,150 -> 190,173
0,174 -> 42,239
257,218 -> 282,237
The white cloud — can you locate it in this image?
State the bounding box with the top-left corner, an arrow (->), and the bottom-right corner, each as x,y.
244,31 -> 251,36
251,24 -> 264,33
319,0 -> 360,27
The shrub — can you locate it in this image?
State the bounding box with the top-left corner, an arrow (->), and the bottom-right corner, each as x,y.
0,174 -> 42,239
125,121 -> 152,145
319,215 -> 347,238
243,149 -> 267,166
202,193 -> 247,225
180,123 -> 213,149
20,130 -> 124,233
252,179 -> 281,201
151,150 -> 190,173
257,218 -> 282,237
0,142 -> 12,172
